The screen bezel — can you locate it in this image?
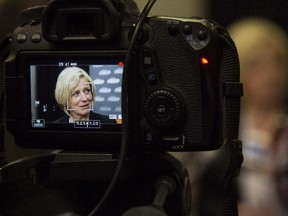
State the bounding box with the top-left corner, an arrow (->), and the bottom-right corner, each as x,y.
13,50 -> 125,151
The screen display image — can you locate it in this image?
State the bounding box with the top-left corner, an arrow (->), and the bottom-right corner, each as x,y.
29,57 -> 123,131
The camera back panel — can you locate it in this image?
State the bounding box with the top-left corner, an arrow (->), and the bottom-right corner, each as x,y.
134,17 -> 225,151
3,1 -> 242,152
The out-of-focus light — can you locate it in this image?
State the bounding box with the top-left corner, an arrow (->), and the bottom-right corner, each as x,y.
201,57 -> 209,65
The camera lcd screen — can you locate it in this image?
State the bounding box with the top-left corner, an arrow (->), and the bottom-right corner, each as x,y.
28,55 -> 123,132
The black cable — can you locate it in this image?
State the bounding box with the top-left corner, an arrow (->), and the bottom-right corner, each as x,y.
87,0 -> 157,215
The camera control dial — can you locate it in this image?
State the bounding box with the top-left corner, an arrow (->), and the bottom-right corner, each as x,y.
143,89 -> 183,128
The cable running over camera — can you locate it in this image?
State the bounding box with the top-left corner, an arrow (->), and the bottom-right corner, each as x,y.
88,0 -> 158,215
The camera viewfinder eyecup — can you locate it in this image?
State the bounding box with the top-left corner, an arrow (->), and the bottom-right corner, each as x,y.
41,0 -> 122,43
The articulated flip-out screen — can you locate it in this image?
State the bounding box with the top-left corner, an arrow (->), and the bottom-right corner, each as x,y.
29,55 -> 123,132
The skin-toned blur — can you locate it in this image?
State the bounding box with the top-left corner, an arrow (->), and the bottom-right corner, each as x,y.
229,17 -> 288,216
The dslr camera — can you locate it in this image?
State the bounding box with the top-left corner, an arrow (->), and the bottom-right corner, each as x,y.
4,0 -> 242,153
1,0 -> 243,215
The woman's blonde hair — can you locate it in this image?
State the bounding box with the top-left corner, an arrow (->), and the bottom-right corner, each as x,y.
228,17 -> 288,78
55,67 -> 96,116
228,17 -> 288,107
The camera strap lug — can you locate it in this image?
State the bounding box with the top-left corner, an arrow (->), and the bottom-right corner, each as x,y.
223,82 -> 243,98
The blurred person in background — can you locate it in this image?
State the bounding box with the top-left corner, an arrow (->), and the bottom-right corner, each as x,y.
228,17 -> 288,216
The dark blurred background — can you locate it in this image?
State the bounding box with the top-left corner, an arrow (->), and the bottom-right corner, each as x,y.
209,0 -> 288,30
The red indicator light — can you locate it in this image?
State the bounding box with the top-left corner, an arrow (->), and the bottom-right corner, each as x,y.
201,58 -> 209,65
118,61 -> 124,67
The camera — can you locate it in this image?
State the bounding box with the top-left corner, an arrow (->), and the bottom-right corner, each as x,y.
0,0 -> 244,215
4,0 -> 242,152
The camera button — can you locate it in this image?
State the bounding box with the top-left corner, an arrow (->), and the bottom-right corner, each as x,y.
147,73 -> 157,83
183,24 -> 192,35
31,33 -> 42,43
144,68 -> 157,85
16,33 -> 27,43
144,56 -> 153,66
168,24 -> 178,36
144,131 -> 156,143
143,50 -> 154,69
144,90 -> 183,128
198,30 -> 208,40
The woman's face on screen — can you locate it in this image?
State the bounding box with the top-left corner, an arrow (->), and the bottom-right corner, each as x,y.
68,77 -> 93,119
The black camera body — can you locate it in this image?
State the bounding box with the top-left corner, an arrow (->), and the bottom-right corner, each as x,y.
136,17 -> 228,152
4,0 -> 242,152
